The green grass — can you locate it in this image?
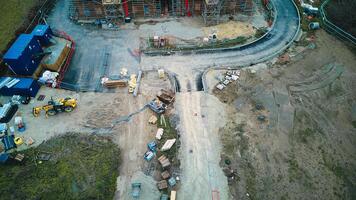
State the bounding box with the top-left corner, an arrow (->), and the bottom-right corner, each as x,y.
0,0 -> 39,53
156,115 -> 180,164
298,128 -> 315,143
0,133 -> 120,200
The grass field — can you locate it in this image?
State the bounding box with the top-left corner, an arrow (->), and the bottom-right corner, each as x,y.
0,0 -> 39,53
0,133 -> 120,200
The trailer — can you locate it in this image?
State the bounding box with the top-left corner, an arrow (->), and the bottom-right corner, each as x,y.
131,183 -> 141,198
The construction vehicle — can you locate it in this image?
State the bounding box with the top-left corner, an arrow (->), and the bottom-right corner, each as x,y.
144,151 -> 155,161
148,98 -> 167,114
33,97 -> 77,117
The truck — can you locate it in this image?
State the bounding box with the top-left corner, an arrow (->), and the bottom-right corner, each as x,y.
131,183 -> 141,199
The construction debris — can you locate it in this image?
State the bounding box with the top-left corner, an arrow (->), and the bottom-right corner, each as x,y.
120,68 -> 128,76
161,139 -> 176,151
215,70 -> 241,91
128,74 -> 137,93
14,154 -> 25,162
25,137 -> 35,146
278,53 -> 291,64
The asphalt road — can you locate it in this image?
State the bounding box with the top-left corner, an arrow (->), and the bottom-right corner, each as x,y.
47,0 -> 299,91
141,0 -> 300,69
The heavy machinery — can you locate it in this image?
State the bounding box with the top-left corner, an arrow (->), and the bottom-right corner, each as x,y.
33,97 -> 77,117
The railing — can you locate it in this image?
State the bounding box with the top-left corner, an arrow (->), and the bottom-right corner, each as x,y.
52,30 -> 76,88
320,0 -> 356,45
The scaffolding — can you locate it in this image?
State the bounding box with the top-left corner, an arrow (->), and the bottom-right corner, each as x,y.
203,0 -> 256,25
69,0 -> 123,23
202,0 -> 223,25
68,0 -> 258,24
102,0 -> 123,23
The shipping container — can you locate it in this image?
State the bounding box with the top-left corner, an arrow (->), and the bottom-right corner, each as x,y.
31,25 -> 53,46
3,34 -> 43,76
0,77 -> 41,97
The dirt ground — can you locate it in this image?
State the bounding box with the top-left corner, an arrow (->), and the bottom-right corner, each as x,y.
203,21 -> 256,40
0,71 -> 173,200
175,92 -> 231,199
206,30 -> 356,200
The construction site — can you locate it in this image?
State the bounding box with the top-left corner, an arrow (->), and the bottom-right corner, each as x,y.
0,0 -> 355,199
68,0 -> 261,25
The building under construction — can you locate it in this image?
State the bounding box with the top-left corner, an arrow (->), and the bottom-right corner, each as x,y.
69,0 -> 258,25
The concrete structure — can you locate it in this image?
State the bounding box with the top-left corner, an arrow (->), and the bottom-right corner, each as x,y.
69,0 -> 256,25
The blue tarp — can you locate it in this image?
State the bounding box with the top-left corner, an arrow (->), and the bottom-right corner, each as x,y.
32,25 -> 51,36
32,25 -> 53,46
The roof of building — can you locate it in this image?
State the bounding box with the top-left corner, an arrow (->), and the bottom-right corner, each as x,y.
0,77 -> 36,89
1,135 -> 16,151
3,34 -> 34,60
32,25 -> 50,36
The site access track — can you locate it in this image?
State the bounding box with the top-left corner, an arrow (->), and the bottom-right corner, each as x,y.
141,0 -> 300,69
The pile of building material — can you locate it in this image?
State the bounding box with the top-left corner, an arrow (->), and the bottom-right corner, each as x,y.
128,74 -> 137,93
155,128 -> 164,140
157,89 -> 175,105
103,79 -> 128,88
216,70 -> 241,91
149,115 -> 158,125
157,180 -> 168,190
158,155 -> 171,168
161,139 -> 176,151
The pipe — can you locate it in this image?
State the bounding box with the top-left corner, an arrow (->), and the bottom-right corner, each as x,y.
185,0 -> 191,16
123,0 -> 129,17
133,70 -> 142,97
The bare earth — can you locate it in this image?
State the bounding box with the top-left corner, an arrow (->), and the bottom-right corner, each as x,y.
176,92 -> 230,199
207,30 -> 356,200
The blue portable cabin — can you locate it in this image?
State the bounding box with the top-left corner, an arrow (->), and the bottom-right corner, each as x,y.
0,153 -> 10,164
31,24 -> 53,46
1,135 -> 16,151
0,77 -> 40,97
3,34 -> 43,76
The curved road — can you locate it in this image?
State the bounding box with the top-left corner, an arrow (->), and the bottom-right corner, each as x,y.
141,0 -> 300,69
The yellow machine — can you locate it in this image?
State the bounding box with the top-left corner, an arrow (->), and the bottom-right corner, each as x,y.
33,97 -> 77,117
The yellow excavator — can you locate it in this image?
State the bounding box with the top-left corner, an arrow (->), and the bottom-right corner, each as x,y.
33,97 -> 77,117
